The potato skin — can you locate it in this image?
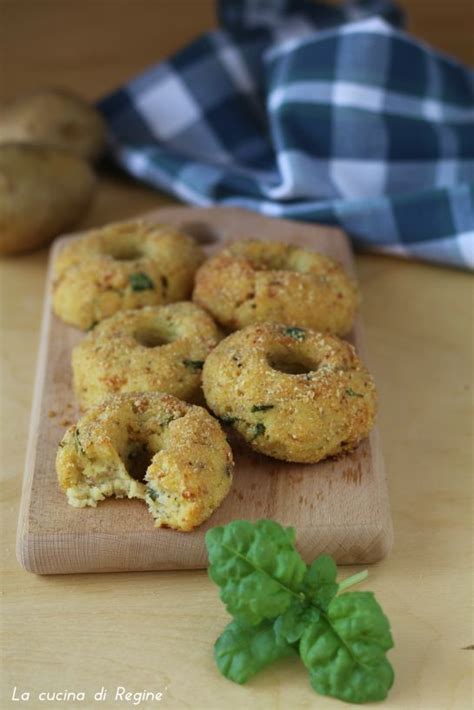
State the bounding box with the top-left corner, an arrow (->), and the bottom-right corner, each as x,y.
0,144 -> 95,255
202,322 -> 377,463
193,240 -> 359,336
0,89 -> 106,162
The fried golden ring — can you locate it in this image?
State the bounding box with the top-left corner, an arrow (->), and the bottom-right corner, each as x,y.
202,322 -> 376,463
56,392 -> 233,531
72,302 -> 221,409
193,239 -> 358,335
53,219 -> 204,330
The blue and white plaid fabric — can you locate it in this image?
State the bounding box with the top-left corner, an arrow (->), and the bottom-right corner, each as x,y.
99,0 -> 474,269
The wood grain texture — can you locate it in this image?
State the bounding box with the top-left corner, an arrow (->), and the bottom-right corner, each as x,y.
16,206 -> 392,574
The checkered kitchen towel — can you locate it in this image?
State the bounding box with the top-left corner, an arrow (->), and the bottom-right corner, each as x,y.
99,0 -> 474,269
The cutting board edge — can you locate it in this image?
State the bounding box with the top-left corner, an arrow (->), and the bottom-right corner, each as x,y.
16,243 -> 57,567
49,205 -> 350,248
17,515 -> 393,575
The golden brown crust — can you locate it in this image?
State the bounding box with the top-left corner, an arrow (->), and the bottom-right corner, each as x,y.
202,322 -> 377,463
56,392 -> 233,531
193,239 -> 358,335
52,219 -> 204,330
72,302 -> 222,409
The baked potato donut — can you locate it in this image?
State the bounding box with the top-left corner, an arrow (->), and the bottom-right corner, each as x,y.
53,219 -> 204,330
72,302 -> 221,409
193,240 -> 358,335
56,392 -> 234,531
202,323 -> 376,463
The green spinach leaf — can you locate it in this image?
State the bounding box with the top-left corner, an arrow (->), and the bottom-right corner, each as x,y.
215,619 -> 294,684
206,520 -> 394,704
300,592 -> 394,703
206,519 -> 307,626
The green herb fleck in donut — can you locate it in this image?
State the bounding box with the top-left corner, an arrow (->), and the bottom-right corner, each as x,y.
253,423 -> 266,439
74,427 -> 85,455
283,326 -> 306,341
129,272 -> 155,291
219,415 -> 239,426
346,388 -> 363,397
182,359 -> 204,371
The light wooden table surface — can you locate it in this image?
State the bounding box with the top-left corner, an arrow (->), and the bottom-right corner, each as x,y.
1,1 -> 473,708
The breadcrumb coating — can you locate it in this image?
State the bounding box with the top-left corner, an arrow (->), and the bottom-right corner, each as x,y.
56,392 -> 233,531
53,219 -> 204,330
72,302 -> 222,409
193,239 -> 358,335
202,323 -> 377,463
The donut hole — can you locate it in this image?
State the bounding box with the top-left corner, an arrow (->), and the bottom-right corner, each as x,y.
134,326 -> 172,348
107,243 -> 143,261
243,252 -> 287,272
124,443 -> 154,482
268,351 -> 318,376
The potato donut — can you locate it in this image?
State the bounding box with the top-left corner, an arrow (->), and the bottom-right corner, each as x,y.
193,240 -> 358,335
202,323 -> 376,463
53,219 -> 204,330
72,302 -> 221,409
56,392 -> 234,531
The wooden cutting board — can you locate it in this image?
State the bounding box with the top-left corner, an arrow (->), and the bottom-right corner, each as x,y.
17,206 -> 393,574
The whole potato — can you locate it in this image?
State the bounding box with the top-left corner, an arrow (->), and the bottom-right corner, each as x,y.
0,144 -> 96,255
0,89 -> 106,162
